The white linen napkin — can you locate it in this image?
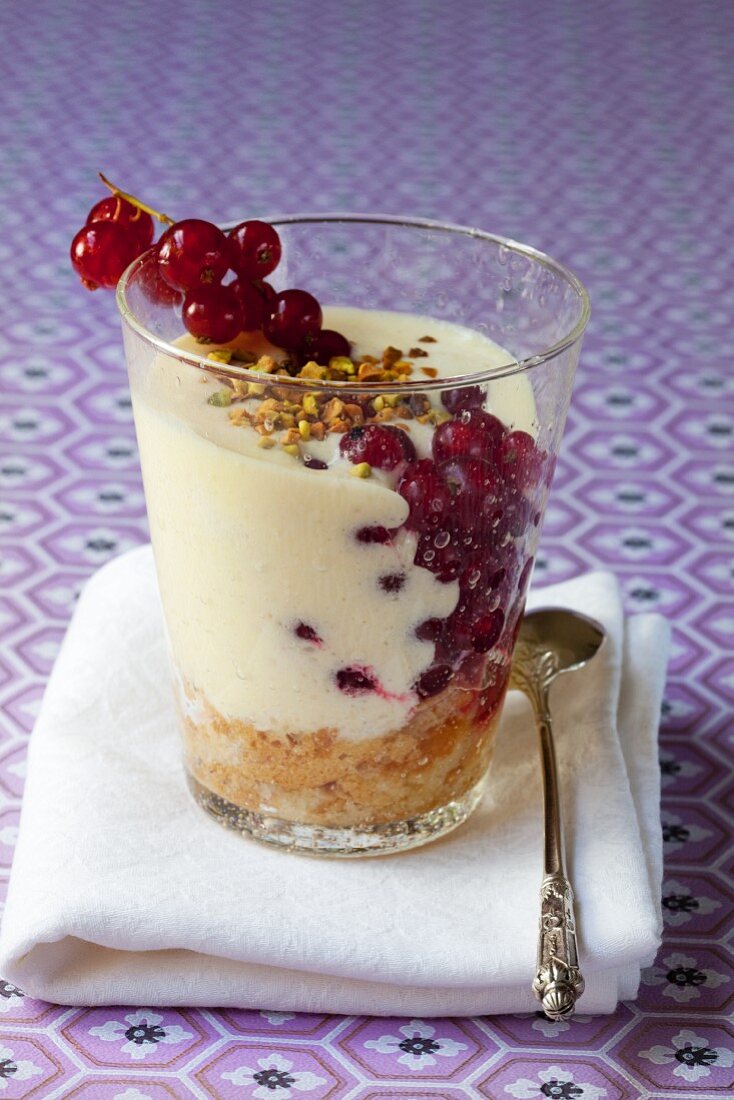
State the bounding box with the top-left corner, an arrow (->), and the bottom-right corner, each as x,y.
0,546 -> 669,1015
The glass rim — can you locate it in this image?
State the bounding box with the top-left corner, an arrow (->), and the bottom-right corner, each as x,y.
116,213 -> 591,392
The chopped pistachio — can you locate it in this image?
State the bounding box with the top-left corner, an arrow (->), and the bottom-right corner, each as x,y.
298,419 -> 311,440
373,395 -> 385,411
228,407 -> 250,426
247,382 -> 266,397
357,362 -> 384,382
322,397 -> 345,423
257,436 -> 276,449
282,443 -> 300,456
207,348 -> 233,364
329,356 -> 355,373
300,361 -> 327,380
302,393 -> 319,416
385,393 -> 402,407
350,462 -> 372,478
207,389 -> 232,407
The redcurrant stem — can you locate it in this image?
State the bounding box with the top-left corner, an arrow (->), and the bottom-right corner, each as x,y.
98,172 -> 175,226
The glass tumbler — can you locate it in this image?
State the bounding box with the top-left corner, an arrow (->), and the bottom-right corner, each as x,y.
118,216 -> 589,856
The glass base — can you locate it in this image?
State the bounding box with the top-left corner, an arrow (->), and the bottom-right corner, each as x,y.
186,771 -> 487,857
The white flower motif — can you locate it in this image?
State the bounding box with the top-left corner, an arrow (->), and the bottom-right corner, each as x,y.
661,879 -> 722,927
527,1013 -> 593,1038
259,1011 -> 296,1026
638,1028 -> 734,1083
0,1044 -> 43,1091
0,982 -> 24,1014
114,1090 -> 154,1100
642,952 -> 730,1003
505,1065 -> 606,1099
89,1009 -> 193,1061
222,1052 -> 326,1098
364,1019 -> 467,1071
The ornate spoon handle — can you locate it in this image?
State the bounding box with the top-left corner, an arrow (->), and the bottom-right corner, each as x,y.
529,689 -> 585,1020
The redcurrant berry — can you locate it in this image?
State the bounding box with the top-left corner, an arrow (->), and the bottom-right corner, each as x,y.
440,384 -> 486,415
340,424 -> 415,470
433,408 -> 506,465
229,220 -> 282,279
264,289 -> 322,351
87,196 -> 154,252
230,279 -> 266,331
70,221 -> 140,290
499,431 -> 542,491
138,249 -> 183,306
182,284 -> 243,343
310,329 -> 351,364
157,219 -> 232,291
415,663 -> 453,699
398,459 -> 451,530
336,666 -> 378,695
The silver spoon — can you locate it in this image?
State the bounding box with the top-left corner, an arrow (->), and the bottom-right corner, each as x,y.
510,608 -> 606,1021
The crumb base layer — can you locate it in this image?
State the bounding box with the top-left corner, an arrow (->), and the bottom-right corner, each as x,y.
187,770 -> 488,856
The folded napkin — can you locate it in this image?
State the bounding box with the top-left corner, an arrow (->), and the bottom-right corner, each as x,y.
0,546 -> 669,1015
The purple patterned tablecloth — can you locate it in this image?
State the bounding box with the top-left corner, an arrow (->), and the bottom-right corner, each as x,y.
1,1 -> 732,1096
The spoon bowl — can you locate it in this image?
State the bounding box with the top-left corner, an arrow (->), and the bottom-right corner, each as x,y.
515,608 -> 605,677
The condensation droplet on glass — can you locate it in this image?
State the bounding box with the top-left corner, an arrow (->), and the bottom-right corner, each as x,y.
434,529 -> 450,549
498,244 -> 510,266
235,667 -> 247,680
422,548 -> 435,563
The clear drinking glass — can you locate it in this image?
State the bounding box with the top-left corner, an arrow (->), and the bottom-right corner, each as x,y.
118,216 -> 589,856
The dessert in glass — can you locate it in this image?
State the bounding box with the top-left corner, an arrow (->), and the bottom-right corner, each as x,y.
118,216 -> 589,855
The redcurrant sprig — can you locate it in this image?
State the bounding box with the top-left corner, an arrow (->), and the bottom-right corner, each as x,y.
70,174 -> 349,357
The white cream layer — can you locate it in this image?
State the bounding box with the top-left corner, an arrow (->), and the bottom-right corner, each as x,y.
131,306 -> 535,741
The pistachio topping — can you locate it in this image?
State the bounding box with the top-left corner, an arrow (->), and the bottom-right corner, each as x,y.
206,348 -> 233,364
201,340 -> 453,447
350,461 -> 372,478
207,389 -> 232,406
